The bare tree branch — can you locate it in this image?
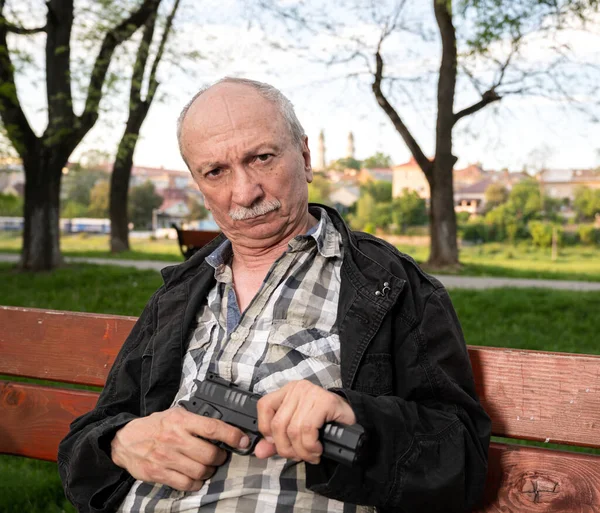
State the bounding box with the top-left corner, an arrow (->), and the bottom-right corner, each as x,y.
372,49 -> 433,180
77,0 -> 161,137
453,88 -> 502,125
130,7 -> 158,108
2,21 -> 46,34
146,0 -> 181,105
0,2 -> 38,158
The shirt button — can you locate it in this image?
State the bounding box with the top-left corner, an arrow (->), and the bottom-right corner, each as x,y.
231,332 -> 239,341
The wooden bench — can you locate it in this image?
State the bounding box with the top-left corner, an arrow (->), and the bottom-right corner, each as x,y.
1,304 -> 599,512
171,223 -> 220,260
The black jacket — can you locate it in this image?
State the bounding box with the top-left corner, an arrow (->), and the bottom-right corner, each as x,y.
58,205 -> 491,512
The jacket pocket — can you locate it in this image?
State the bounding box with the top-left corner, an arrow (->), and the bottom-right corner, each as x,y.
354,353 -> 393,396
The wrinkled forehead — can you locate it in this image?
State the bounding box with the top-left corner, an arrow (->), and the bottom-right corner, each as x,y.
180,83 -> 289,146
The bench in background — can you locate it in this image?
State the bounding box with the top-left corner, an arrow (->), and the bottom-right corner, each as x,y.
171,223 -> 220,260
1,305 -> 599,512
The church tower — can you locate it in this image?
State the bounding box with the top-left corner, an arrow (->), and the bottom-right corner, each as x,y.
316,130 -> 326,170
346,131 -> 355,159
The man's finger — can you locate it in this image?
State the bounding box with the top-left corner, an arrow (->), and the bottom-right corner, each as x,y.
267,388 -> 301,460
185,414 -> 250,451
257,387 -> 287,438
254,439 -> 277,459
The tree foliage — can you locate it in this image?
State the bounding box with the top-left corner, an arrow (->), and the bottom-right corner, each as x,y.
391,189 -> 428,233
362,180 -> 392,204
484,183 -> 509,210
573,186 -> 600,221
0,192 -> 22,216
185,197 -> 209,223
362,152 -> 393,169
128,180 -> 162,230
256,0 -> 599,267
330,157 -> 362,171
88,180 -> 110,218
0,0 -> 160,270
308,174 -> 332,204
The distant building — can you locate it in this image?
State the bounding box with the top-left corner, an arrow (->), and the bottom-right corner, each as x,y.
537,168 -> 600,201
392,157 -> 430,200
453,163 -> 486,188
130,165 -> 193,191
346,132 -> 355,159
329,185 -> 360,214
315,130 -> 326,171
454,178 -> 494,215
358,167 -> 393,184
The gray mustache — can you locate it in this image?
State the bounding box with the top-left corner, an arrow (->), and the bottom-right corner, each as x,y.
229,199 -> 282,221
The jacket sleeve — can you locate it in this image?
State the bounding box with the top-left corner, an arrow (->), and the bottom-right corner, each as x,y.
58,288 -> 162,513
306,287 -> 491,512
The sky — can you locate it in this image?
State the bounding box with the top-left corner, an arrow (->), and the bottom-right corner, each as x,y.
5,0 -> 600,173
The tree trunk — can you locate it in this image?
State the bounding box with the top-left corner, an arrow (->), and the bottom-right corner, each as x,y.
429,0 -> 459,268
21,150 -> 65,270
428,157 -> 459,267
110,111 -> 148,253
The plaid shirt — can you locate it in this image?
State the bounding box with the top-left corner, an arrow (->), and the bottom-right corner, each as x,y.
118,208 -> 374,513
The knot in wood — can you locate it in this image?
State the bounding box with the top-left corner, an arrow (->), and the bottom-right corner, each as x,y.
2,385 -> 25,407
520,473 -> 559,503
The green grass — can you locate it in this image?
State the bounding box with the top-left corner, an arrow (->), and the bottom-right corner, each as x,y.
398,241 -> 600,282
2,232 -> 600,281
0,457 -> 75,513
1,263 -> 599,511
0,262 -> 163,315
449,288 -> 600,354
0,231 -> 182,262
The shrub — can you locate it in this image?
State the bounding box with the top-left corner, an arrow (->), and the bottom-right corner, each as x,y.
363,222 -> 376,234
528,221 -> 562,248
578,225 -> 600,245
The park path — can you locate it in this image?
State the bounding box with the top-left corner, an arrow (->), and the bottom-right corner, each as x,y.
3,252 -> 600,291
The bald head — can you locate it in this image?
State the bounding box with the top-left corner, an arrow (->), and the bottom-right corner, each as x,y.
177,77 -> 305,166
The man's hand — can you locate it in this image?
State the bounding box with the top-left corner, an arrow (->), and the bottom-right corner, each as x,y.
110,407 -> 250,491
254,380 -> 356,464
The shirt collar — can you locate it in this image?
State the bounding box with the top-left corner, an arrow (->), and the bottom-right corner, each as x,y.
205,206 -> 342,274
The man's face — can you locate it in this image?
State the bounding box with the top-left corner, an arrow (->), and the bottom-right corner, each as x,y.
179,83 -> 313,248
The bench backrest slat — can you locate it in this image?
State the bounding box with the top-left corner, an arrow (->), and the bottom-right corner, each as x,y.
2,306 -> 599,449
179,230 -> 220,248
471,346 -> 600,449
0,306 -> 136,386
1,306 -> 599,512
475,442 -> 600,512
1,306 -> 599,448
0,381 -> 98,461
2,379 -> 599,512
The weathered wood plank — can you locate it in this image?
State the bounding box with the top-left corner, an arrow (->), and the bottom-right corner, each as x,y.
0,306 -> 136,386
0,381 -> 99,461
476,442 -> 600,513
470,346 -> 600,448
1,307 -> 599,448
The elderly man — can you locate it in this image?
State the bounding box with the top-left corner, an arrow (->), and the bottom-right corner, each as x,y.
59,77 -> 491,513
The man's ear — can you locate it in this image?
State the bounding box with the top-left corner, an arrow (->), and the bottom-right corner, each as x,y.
302,135 -> 313,183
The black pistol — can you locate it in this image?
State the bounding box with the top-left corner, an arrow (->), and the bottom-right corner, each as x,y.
179,373 -> 365,466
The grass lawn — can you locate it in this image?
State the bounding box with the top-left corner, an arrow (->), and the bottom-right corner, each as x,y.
1,263 -> 599,511
0,231 -> 183,262
2,232 -> 600,281
398,241 -> 600,282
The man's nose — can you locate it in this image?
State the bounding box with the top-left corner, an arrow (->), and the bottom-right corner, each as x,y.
231,167 -> 264,207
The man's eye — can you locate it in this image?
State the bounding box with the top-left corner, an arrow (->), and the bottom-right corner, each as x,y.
205,168 -> 222,178
256,154 -> 272,163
